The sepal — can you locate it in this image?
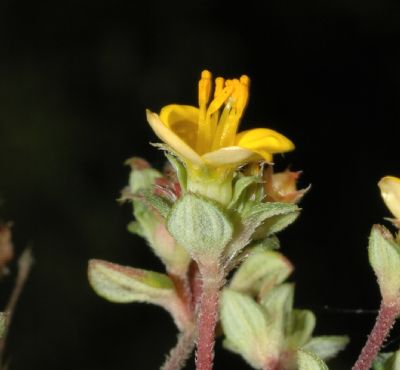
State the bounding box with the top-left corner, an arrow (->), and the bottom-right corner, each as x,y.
297,350 -> 329,370
252,211 -> 300,240
243,202 -> 299,225
228,175 -> 261,212
132,189 -> 171,219
224,202 -> 299,262
165,153 -> 187,192
302,336 -> 349,361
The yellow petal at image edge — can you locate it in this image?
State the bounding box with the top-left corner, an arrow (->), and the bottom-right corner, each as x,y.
146,110 -> 203,166
378,176 -> 400,220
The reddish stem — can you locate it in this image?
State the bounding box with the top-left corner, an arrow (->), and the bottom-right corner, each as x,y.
352,303 -> 399,370
196,267 -> 223,370
189,261 -> 202,312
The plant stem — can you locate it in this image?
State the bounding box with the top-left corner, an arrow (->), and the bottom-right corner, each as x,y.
160,326 -> 196,370
0,249 -> 33,364
189,261 -> 202,312
196,266 -> 223,370
352,303 -> 399,370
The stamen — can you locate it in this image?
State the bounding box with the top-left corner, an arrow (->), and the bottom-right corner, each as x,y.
206,83 -> 234,116
196,70 -> 213,154
216,77 -> 251,148
237,75 -> 250,116
211,98 -> 233,150
198,70 -> 212,107
214,77 -> 224,98
206,77 -> 225,147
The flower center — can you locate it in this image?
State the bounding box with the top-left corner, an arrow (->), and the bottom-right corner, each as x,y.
196,70 -> 250,155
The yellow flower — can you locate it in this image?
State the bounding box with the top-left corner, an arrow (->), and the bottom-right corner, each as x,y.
379,176 -> 400,222
146,70 -> 295,204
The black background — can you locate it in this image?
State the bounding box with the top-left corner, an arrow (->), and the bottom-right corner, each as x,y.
0,0 -> 400,369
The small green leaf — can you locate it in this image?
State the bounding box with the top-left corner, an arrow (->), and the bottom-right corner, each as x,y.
224,202 -> 299,262
127,221 -> 145,238
303,336 -> 349,361
253,211 -> 300,240
373,350 -> 400,370
230,249 -> 293,297
165,153 -> 187,191
368,225 -> 400,303
167,193 -> 233,262
286,309 -> 316,348
243,202 -> 299,226
298,349 -> 329,370
220,289 -> 271,368
250,235 -> 281,250
88,259 -> 175,305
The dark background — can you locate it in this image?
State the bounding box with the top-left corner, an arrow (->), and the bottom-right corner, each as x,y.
0,0 -> 400,369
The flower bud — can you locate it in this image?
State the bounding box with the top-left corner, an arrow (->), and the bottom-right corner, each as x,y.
264,166 -> 309,204
368,225 -> 400,306
125,157 -> 190,276
167,193 -> 233,266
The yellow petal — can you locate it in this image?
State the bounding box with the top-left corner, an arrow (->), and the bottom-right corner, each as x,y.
201,146 -> 256,167
146,110 -> 203,166
378,176 -> 400,220
235,128 -> 294,161
160,104 -> 199,148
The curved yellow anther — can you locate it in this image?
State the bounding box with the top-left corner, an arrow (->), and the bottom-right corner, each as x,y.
214,77 -> 250,148
198,70 -> 212,107
206,83 -> 234,116
232,76 -> 250,117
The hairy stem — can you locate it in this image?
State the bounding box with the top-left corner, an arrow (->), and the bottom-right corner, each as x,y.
196,266 -> 223,370
189,261 -> 202,312
0,249 -> 33,363
161,326 -> 196,370
352,303 -> 399,370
